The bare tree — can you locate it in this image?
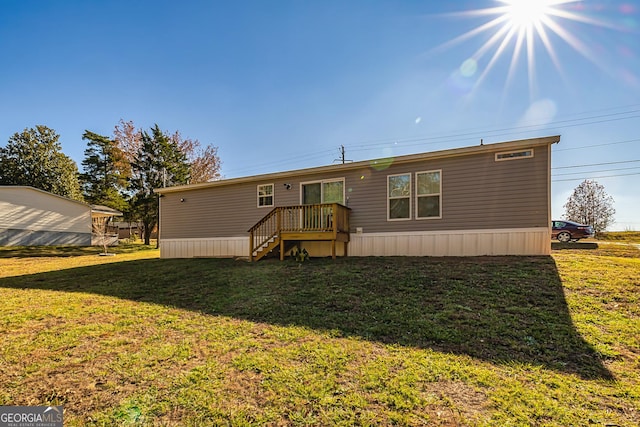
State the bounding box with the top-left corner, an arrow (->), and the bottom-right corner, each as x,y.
113,119 -> 142,161
564,180 -> 615,233
115,120 -> 222,184
169,130 -> 222,183
92,215 -> 115,255
113,119 -> 142,184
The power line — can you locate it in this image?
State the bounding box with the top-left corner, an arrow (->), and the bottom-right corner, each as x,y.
553,166 -> 640,176
552,172 -> 640,182
348,109 -> 640,151
554,138 -> 640,152
552,159 -> 640,170
225,148 -> 336,176
333,145 -> 353,164
222,104 -> 640,176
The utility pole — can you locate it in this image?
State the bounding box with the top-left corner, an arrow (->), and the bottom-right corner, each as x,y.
334,145 -> 352,164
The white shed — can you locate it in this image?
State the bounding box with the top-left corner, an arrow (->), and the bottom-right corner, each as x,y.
0,186 -> 93,246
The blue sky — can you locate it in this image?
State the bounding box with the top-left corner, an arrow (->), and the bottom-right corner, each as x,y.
1,0 -> 638,229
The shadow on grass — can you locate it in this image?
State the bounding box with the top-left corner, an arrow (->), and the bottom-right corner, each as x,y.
0,244 -> 156,258
0,256 -> 612,380
552,242 -> 599,250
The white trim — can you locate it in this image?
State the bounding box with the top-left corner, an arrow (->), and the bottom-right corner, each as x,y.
300,178 -> 345,204
257,183 -> 274,208
415,169 -> 442,220
495,148 -> 534,161
387,173 -> 411,221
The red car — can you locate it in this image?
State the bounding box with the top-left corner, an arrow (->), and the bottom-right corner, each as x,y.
552,220 -> 595,242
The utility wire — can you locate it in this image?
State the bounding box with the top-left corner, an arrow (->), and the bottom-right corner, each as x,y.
348,110 -> 640,151
223,105 -> 640,176
553,166 -> 640,176
552,159 -> 640,170
552,172 -> 640,182
554,138 -> 640,152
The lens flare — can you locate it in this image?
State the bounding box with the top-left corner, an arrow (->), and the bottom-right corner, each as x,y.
432,0 -> 628,101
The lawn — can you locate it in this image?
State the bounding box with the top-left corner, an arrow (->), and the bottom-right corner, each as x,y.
0,243 -> 638,426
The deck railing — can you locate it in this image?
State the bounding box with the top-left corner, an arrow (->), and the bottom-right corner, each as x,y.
248,203 -> 351,260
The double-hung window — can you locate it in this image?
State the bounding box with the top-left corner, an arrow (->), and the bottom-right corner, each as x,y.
416,170 -> 441,219
387,173 -> 411,220
257,184 -> 274,207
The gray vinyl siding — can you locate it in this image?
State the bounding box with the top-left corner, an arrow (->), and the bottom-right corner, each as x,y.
344,146 -> 548,233
159,143 -> 550,239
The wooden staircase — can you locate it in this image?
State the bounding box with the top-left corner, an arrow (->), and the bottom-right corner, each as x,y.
248,203 -> 351,261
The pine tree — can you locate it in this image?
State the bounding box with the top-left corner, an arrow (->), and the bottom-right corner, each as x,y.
130,125 -> 190,245
115,119 -> 221,184
79,130 -> 129,212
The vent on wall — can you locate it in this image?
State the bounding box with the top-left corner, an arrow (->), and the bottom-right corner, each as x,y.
495,149 -> 534,161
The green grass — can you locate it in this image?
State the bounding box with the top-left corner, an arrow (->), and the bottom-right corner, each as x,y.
598,231 -> 640,243
0,244 -> 638,426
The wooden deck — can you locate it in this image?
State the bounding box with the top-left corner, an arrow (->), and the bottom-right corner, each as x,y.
248,203 -> 351,261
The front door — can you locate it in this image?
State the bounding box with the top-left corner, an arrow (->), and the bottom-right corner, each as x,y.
301,180 -> 344,230
302,182 -> 322,205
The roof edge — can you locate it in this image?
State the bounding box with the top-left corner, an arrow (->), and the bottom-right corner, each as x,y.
1,186 -> 124,216
0,185 -> 90,208
155,134 -> 560,194
90,204 -> 124,217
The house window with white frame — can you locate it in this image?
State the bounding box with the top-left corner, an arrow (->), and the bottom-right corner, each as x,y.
495,149 -> 534,161
416,170 -> 441,219
301,179 -> 345,205
388,173 -> 411,220
257,184 -> 274,207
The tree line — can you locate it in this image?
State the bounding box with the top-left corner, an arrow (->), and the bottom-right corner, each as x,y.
0,120 -> 222,244
0,122 -> 618,240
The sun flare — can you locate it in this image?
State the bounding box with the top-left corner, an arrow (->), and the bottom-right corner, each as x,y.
435,0 -> 613,101
504,0 -> 552,31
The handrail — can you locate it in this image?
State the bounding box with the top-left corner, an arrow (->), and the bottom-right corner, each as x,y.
248,204 -> 351,260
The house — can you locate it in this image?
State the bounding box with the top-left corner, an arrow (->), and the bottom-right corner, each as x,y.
112,221 -> 158,241
0,186 -> 122,246
155,135 -> 559,260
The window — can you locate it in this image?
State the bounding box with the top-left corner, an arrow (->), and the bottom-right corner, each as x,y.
416,170 -> 441,219
495,149 -> 534,161
388,173 -> 411,220
301,179 -> 344,204
257,184 -> 274,207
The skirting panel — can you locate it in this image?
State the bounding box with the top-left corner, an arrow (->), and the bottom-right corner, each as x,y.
160,237 -> 248,259
160,228 -> 550,259
0,228 -> 91,246
348,228 -> 550,257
